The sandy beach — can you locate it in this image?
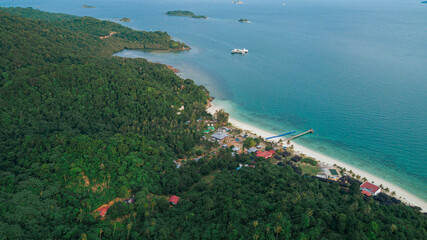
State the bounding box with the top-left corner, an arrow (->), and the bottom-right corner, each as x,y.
207,103 -> 427,212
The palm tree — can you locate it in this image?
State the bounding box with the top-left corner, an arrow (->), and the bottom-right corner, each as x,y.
99,229 -> 103,240
390,224 -> 397,233
81,233 -> 87,240
253,233 -> 260,240
274,226 -> 282,240
253,221 -> 259,228
127,222 -> 133,240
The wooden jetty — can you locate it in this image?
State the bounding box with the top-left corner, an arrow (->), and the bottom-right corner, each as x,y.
285,129 -> 314,144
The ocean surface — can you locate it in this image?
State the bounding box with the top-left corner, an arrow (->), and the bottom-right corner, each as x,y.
2,0 -> 426,200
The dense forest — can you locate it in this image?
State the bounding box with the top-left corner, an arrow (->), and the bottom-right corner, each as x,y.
0,7 -> 426,240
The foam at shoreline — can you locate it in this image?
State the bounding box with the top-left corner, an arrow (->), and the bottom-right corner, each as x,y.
207,103 -> 427,212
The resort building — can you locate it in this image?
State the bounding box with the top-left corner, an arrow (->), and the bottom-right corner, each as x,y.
211,131 -> 229,140
256,150 -> 276,159
247,147 -> 258,153
360,182 -> 381,196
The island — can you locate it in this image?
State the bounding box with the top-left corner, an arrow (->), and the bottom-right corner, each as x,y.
232,1 -> 244,4
238,18 -> 249,23
422,1 -> 427,3
82,4 -> 96,8
120,17 -> 131,22
166,10 -> 207,19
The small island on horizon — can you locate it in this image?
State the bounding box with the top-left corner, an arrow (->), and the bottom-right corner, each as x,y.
422,1 -> 427,3
120,17 -> 131,22
166,10 -> 207,19
82,4 -> 95,9
238,18 -> 250,23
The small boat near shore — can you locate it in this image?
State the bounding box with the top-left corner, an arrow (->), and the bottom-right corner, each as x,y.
231,48 -> 248,54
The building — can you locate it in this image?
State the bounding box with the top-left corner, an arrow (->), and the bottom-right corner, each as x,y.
211,131 -> 229,140
360,182 -> 381,196
124,195 -> 135,204
169,195 -> 180,205
256,150 -> 276,159
96,205 -> 110,217
232,146 -> 240,152
247,147 -> 258,153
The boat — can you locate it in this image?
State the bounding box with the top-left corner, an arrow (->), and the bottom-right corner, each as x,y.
231,48 -> 249,54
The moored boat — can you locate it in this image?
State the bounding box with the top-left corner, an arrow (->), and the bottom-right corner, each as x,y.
231,48 -> 249,54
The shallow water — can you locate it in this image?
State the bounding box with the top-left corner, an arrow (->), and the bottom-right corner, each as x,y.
2,0 -> 426,200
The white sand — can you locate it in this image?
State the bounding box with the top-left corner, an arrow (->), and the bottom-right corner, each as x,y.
207,103 -> 427,212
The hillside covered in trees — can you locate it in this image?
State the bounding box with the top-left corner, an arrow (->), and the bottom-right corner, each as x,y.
0,7 -> 426,240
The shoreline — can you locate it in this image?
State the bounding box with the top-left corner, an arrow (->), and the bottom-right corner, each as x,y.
207,102 -> 427,212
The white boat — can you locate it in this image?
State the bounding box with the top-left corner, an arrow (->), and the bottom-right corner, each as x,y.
231,48 -> 249,54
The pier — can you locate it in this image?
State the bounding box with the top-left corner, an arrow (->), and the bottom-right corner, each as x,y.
285,129 -> 314,143
266,130 -> 296,140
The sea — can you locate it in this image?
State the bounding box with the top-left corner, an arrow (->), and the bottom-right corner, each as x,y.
2,0 -> 426,200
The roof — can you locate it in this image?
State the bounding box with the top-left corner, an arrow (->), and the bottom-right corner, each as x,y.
361,190 -> 372,196
169,195 -> 180,204
211,132 -> 229,140
98,206 -> 110,217
256,150 -> 276,158
247,147 -> 258,153
360,182 -> 380,193
232,147 -> 240,151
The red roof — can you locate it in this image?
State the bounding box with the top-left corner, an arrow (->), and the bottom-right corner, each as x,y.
360,182 -> 380,194
256,150 -> 276,159
169,195 -> 180,205
361,190 -> 372,196
98,206 -> 110,217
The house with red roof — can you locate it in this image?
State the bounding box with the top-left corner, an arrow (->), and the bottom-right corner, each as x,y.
169,195 -> 180,205
256,150 -> 276,159
97,205 -> 110,217
360,181 -> 381,196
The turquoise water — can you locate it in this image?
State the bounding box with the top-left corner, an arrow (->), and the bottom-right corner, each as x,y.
2,0 -> 426,200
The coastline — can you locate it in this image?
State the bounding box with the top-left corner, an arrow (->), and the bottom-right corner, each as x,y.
207,102 -> 427,212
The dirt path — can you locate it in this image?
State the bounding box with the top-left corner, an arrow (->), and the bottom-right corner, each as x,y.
100,31 -> 118,39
